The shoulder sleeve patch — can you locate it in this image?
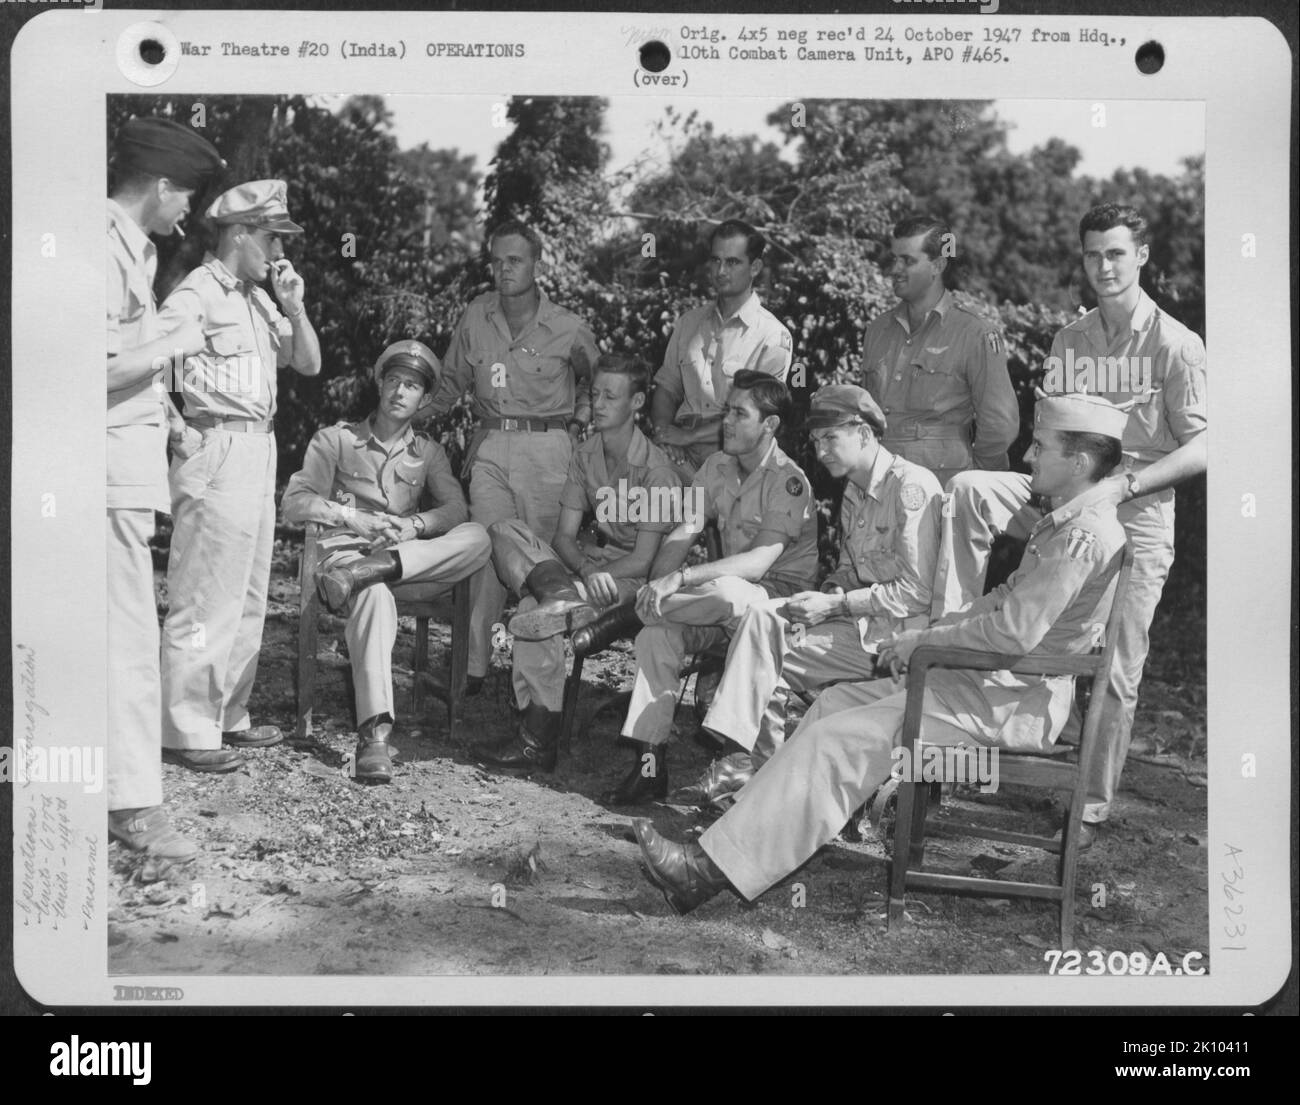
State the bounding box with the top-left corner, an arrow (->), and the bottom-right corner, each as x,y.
986,330 -> 1004,356
779,329 -> 793,350
899,482 -> 926,511
1065,526 -> 1098,561
785,476 -> 804,497
1179,336 -> 1205,368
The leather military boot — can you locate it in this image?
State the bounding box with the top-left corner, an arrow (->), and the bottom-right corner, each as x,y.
317,551 -> 402,616
354,715 -> 394,784
672,751 -> 756,811
570,600 -> 644,657
631,818 -> 733,914
602,740 -> 668,806
507,561 -> 596,641
474,702 -> 560,774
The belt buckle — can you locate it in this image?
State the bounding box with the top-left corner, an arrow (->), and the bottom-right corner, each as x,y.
500,418 -> 520,431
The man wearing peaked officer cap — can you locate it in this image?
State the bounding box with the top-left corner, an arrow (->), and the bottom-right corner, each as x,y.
936,203 -> 1207,839
630,390 -> 1130,915
156,179 -> 322,773
679,383 -> 943,812
282,341 -> 490,783
106,116 -> 224,860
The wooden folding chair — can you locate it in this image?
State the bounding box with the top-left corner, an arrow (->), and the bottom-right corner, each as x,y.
887,543 -> 1134,950
295,523 -> 471,743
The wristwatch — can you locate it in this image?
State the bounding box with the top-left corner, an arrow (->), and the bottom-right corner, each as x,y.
1123,472 -> 1142,501
411,515 -> 427,536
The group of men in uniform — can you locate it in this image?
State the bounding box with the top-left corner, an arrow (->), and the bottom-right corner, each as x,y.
104,115 -> 1205,916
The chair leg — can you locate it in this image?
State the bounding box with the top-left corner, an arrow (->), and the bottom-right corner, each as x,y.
448,577 -> 470,742
559,652 -> 585,754
297,593 -> 320,742
412,616 -> 430,716
1057,803 -> 1081,951
888,780 -> 919,927
909,780 -> 939,866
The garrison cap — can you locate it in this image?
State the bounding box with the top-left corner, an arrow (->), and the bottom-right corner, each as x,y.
374,340 -> 440,390
1034,393 -> 1127,440
112,117 -> 225,191
805,384 -> 887,434
206,180 -> 304,233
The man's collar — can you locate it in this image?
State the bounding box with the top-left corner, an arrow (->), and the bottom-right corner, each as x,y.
714,290 -> 761,327
1084,288 -> 1157,342
856,445 -> 896,502
353,414 -> 416,450
486,286 -> 553,324
107,199 -> 154,263
204,253 -> 249,293
893,288 -> 951,331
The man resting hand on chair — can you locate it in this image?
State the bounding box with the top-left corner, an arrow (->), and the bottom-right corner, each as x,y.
282,341 -> 490,782
630,393 -> 1128,914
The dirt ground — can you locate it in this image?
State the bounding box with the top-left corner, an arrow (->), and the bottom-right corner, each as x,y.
108,535 -> 1209,980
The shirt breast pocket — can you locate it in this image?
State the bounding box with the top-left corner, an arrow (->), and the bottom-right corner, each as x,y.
391,462 -> 426,512
906,351 -> 963,412
468,350 -> 499,396
511,347 -> 568,406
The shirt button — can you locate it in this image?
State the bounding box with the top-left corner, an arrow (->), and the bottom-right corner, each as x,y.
857,519 -> 865,528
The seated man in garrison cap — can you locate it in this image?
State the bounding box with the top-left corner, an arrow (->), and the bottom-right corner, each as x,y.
157,180 -> 322,773
282,342 -> 491,783
106,116 -> 224,860
630,393 -> 1128,915
682,384 -> 943,810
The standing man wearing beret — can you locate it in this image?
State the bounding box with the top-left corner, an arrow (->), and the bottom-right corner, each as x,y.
157,180 -> 322,771
106,116 -> 224,859
631,394 -> 1129,914
685,385 -> 943,806
862,214 -> 1018,490
937,204 -> 1207,842
650,219 -> 793,478
282,342 -> 491,782
424,220 -> 599,696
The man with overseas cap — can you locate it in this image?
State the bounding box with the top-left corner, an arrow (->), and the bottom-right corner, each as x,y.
283,341 -> 491,782
861,213 -> 1018,489
630,393 -> 1129,915
106,116 -> 224,859
470,354 -> 681,775
157,179 -> 322,772
604,370 -> 818,806
424,219 -> 600,697
650,219 -> 794,478
681,384 -> 943,809
936,204 -> 1207,842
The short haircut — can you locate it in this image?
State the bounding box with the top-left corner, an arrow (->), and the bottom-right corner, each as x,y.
592,352 -> 650,398
108,165 -> 160,196
892,213 -> 951,262
1059,430 -> 1124,481
488,219 -> 543,261
710,218 -> 766,263
1078,203 -> 1149,249
730,369 -> 790,424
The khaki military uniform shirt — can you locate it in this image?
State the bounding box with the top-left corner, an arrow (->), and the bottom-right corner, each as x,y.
106,199 -> 169,510
282,417 -> 468,561
560,425 -> 682,553
655,292 -> 793,421
862,290 -> 1018,468
430,288 -> 599,424
825,448 -> 944,640
156,255 -> 294,422
1046,289 -> 1206,468
693,440 -> 818,593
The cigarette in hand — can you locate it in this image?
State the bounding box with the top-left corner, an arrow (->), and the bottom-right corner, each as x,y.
175,224 -> 186,239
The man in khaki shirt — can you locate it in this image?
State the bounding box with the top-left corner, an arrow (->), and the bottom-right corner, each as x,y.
106,117 -> 223,860
862,214 -> 1018,489
688,385 -> 942,808
631,394 -> 1128,915
425,220 -> 599,692
608,371 -> 818,806
650,219 -> 793,476
283,342 -> 490,782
